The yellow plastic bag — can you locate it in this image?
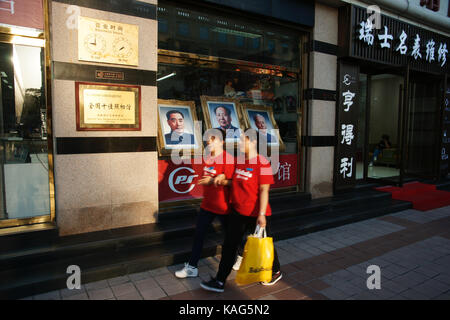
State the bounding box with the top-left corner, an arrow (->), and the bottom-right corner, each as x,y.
235,226 -> 274,286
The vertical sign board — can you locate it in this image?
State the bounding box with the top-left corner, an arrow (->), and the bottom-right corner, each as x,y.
334,62 -> 359,192
441,79 -> 450,178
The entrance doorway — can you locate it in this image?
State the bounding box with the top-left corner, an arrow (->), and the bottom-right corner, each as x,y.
356,73 -> 403,184
356,70 -> 441,185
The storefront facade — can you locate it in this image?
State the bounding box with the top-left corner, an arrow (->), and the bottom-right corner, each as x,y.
334,3 -> 449,192
0,0 -> 319,236
0,0 -> 447,239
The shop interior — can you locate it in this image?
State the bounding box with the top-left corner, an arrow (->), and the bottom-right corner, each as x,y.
0,40 -> 50,221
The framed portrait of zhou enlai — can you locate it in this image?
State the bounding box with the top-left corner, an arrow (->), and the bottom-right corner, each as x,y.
242,104 -> 285,152
200,96 -> 245,143
157,99 -> 202,156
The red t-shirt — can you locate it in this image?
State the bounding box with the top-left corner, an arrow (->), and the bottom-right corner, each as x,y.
230,155 -> 275,217
200,151 -> 235,215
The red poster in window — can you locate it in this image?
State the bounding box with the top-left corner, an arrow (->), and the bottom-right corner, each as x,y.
158,159 -> 205,203
273,154 -> 298,189
158,154 -> 298,203
0,0 -> 44,30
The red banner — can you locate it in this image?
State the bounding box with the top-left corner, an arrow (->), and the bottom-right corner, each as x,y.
158,154 -> 298,203
0,0 -> 44,30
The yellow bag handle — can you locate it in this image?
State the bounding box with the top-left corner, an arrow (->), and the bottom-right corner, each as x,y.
253,225 -> 267,238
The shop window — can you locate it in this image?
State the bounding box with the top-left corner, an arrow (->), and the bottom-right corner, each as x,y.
157,2 -> 304,203
0,0 -> 52,227
157,2 -> 300,68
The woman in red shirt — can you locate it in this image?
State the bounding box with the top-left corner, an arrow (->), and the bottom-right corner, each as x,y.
175,129 -> 235,279
200,128 -> 282,293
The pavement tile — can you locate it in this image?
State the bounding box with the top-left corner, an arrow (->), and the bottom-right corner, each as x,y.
319,286 -> 352,300
116,291 -> 143,300
400,288 -> 431,300
272,285 -> 309,300
129,271 -> 152,282
85,279 -> 110,291
413,279 -> 450,298
60,286 -> 86,298
33,290 -> 61,300
380,280 -> 409,294
108,275 -> 130,287
154,273 -> 180,287
179,277 -> 203,291
88,287 -> 114,300
148,267 -> 171,277
161,282 -> 188,296
140,286 -> 167,300
390,271 -> 430,288
434,274 -> 450,285
258,295 -> 278,300
304,279 -> 330,291
111,282 -> 138,298
63,292 -> 89,300
134,277 -> 159,292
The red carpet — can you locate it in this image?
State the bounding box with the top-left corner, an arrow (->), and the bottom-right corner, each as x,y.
375,182 -> 450,211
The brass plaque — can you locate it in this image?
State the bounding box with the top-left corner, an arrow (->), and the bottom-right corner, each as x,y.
76,82 -> 141,131
78,16 -> 139,66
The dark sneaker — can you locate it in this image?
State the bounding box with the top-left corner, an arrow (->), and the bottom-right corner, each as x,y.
200,277 -> 224,293
261,271 -> 282,286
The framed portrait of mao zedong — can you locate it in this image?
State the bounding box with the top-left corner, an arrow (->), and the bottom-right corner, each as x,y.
200,96 -> 245,143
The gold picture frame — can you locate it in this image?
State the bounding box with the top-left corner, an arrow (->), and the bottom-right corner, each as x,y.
157,99 -> 202,157
241,104 -> 285,152
200,96 -> 245,143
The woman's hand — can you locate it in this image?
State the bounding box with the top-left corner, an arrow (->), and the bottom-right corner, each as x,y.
257,215 -> 267,228
213,174 -> 227,186
198,175 -> 213,185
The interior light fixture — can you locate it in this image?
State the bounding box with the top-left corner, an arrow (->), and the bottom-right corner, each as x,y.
212,27 -> 261,39
157,72 -> 176,82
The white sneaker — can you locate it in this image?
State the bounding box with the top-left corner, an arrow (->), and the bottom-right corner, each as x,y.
175,263 -> 198,278
233,255 -> 243,271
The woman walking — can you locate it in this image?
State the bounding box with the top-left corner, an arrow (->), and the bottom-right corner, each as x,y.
174,129 -> 235,278
200,128 -> 282,292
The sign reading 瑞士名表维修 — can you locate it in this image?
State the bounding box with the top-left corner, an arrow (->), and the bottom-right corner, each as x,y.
78,16 -> 139,66
76,82 -> 141,131
340,5 -> 449,74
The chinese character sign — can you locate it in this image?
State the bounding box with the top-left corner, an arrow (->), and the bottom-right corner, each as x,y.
335,62 -> 359,191
349,6 -> 449,74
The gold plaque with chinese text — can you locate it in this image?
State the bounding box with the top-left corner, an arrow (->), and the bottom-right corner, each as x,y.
76,82 -> 141,131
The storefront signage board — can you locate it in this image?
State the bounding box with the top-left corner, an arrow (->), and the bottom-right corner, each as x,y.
78,16 -> 139,66
339,5 -> 449,75
75,82 -> 141,131
334,62 -> 359,192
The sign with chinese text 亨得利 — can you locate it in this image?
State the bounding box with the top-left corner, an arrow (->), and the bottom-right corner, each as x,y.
78,16 -> 139,66
75,82 -> 141,131
339,5 -> 449,74
334,62 -> 359,192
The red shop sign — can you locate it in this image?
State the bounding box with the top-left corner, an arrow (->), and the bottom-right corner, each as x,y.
0,0 -> 44,30
159,154 -> 299,203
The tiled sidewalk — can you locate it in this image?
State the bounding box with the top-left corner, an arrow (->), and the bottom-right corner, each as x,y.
26,205 -> 450,300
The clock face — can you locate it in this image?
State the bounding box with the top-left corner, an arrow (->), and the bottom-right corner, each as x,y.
84,34 -> 106,54
113,37 -> 133,58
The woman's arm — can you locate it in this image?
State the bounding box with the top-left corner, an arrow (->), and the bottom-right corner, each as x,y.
213,174 -> 232,187
257,184 -> 270,227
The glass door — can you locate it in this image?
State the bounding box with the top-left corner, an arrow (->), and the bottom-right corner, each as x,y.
365,73 -> 404,184
404,74 -> 441,179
